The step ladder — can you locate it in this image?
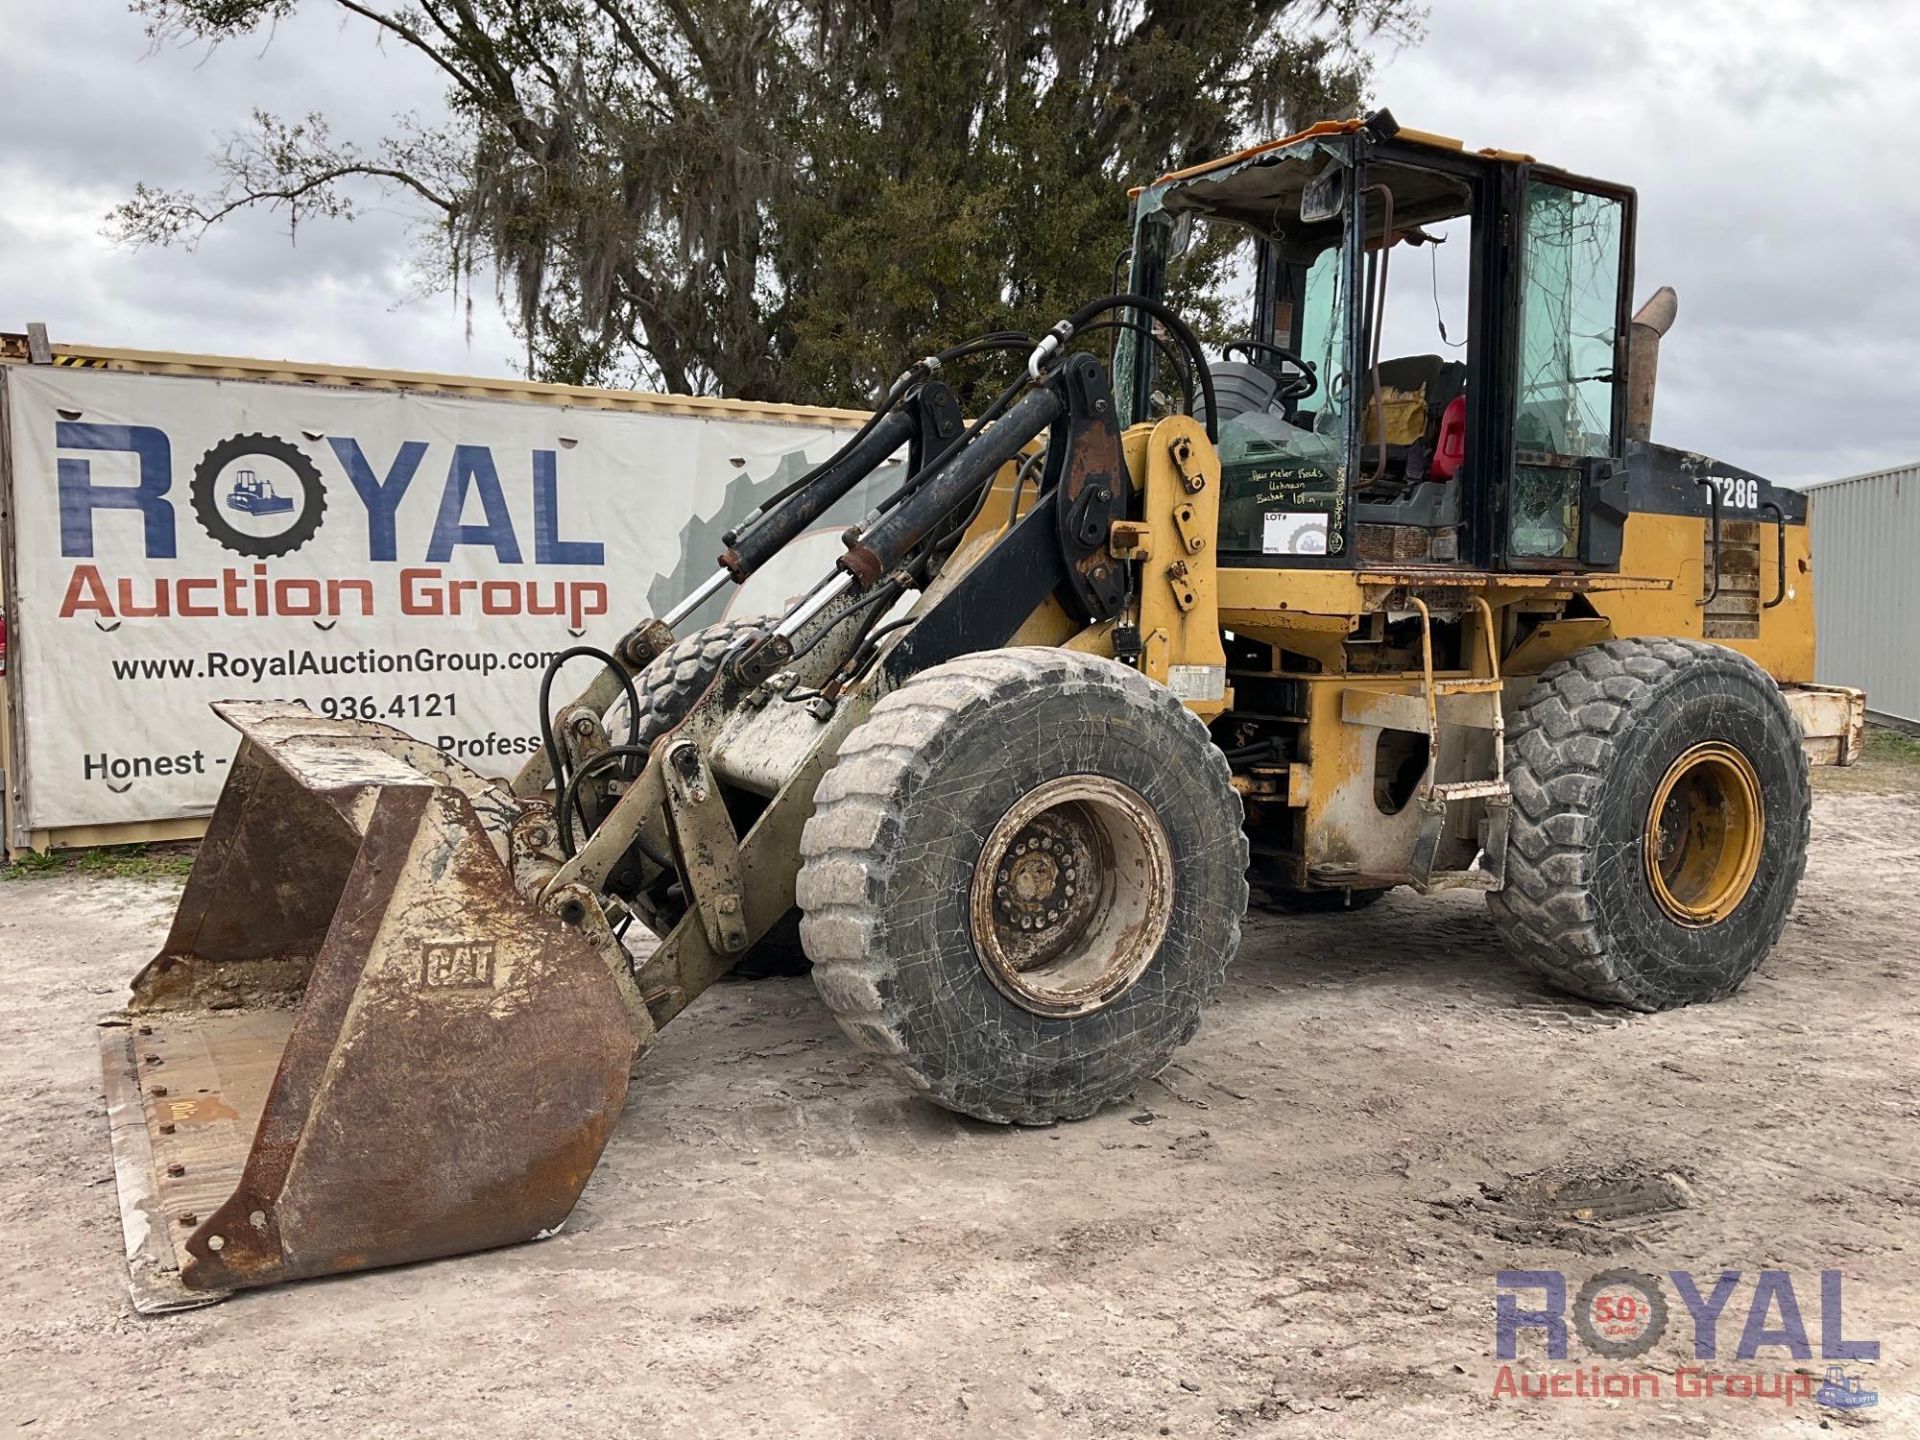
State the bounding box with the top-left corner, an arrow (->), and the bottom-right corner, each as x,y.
1406,595 -> 1510,893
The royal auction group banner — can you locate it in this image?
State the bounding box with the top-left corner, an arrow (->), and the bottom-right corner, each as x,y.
1,364 -> 892,834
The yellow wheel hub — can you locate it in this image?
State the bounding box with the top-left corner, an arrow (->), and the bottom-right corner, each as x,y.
1644,742 -> 1764,926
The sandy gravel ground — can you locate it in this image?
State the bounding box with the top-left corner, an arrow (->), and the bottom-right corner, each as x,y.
2,755 -> 1915,1438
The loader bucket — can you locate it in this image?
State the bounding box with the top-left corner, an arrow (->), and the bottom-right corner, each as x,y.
100,701 -> 638,1312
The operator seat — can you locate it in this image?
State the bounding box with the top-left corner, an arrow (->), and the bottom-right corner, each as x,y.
1358,354 -> 1467,499
1353,354 -> 1469,564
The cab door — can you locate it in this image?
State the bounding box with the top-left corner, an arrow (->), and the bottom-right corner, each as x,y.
1498,170 -> 1636,570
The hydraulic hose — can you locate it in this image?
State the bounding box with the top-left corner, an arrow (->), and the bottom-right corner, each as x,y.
721,405 -> 918,579
728,332 -> 1030,547
863,363 -> 1035,525
556,743 -> 671,864
930,331 -> 1035,365
1027,292 -> 1217,442
1073,318 -> 1196,413
539,645 -> 643,793
931,439 -> 1044,559
724,369 -> 922,547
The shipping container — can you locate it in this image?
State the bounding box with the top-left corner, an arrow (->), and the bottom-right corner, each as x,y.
1804,463 -> 1920,729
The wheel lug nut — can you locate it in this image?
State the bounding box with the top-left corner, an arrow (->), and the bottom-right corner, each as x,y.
1040,837 -> 1052,851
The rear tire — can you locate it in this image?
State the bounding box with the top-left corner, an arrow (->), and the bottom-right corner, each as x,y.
797,649 -> 1248,1124
620,615 -> 811,978
1488,638 -> 1810,1011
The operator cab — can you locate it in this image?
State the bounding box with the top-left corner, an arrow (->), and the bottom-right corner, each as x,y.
1117,112 -> 1636,572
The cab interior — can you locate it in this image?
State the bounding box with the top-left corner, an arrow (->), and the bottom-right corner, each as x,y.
1121,126 -> 1633,574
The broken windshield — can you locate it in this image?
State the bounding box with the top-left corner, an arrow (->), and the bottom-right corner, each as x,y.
1119,142 -> 1360,557
1514,179 -> 1624,458
1117,139 -> 1354,434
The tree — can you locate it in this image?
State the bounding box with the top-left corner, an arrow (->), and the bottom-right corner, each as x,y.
119,0 -> 1422,405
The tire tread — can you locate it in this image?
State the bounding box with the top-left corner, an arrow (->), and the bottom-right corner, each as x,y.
798,648 -> 1248,1123
1488,637 -> 1811,1009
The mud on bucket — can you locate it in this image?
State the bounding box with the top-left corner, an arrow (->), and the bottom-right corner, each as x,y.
99,701 -> 638,1312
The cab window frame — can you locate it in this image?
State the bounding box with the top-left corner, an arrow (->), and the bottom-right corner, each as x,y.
1492,162 -> 1638,572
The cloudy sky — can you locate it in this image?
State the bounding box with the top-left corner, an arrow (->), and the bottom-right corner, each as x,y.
3,0 -> 1915,485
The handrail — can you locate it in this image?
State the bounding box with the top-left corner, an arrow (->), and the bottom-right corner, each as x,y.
1759,500 -> 1788,609
1696,477 -> 1722,608
1469,594 -> 1507,787
1409,596 -> 1440,803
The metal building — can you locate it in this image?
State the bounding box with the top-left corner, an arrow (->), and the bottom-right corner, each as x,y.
1805,463 -> 1919,728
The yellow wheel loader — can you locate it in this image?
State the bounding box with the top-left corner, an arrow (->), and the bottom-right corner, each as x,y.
101,111 -> 1864,1310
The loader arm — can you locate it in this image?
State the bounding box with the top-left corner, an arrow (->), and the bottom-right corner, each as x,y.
547,352 -> 1147,1037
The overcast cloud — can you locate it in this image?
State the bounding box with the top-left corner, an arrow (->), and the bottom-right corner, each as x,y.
3,0 -> 1916,484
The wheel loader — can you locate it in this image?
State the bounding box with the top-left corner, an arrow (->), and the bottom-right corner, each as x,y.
101,111 -> 1865,1311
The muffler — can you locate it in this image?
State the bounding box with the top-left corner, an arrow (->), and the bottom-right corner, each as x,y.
1626,285 -> 1677,443
100,701 -> 638,1312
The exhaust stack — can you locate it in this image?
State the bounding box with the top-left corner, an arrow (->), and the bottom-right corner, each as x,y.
1626,286 -> 1678,443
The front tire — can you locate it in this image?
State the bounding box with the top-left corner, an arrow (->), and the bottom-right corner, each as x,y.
797,649 -> 1248,1123
614,614 -> 770,741
1488,638 -> 1810,1011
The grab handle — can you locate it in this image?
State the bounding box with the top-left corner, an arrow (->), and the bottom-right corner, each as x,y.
1759,500 -> 1788,609
1696,477 -> 1722,608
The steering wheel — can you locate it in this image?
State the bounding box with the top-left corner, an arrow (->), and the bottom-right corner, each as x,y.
1222,339 -> 1319,401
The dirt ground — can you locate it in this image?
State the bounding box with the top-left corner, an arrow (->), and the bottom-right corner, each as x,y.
2,752 -> 1915,1438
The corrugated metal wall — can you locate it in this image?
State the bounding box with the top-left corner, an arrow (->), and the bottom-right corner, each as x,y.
1806,464 -> 1920,725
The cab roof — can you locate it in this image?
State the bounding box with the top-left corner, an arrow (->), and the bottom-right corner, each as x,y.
1142,118 -> 1537,192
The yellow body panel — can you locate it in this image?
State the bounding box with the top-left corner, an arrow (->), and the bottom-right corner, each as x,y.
1112,493 -> 1830,890
1587,514 -> 1817,683
1122,418 -> 1230,720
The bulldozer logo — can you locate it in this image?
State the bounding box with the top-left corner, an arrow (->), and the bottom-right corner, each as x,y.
420,939 -> 497,990
190,432 -> 329,559
1814,1367 -> 1878,1410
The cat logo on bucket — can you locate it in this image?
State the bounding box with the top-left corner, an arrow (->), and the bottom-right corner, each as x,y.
420,940 -> 497,991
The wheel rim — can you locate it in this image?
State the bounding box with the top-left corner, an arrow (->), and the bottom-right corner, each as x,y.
969,775 -> 1175,1018
1644,741 -> 1765,926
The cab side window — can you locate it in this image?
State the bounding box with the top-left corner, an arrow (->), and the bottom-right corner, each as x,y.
1509,180 -> 1626,558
